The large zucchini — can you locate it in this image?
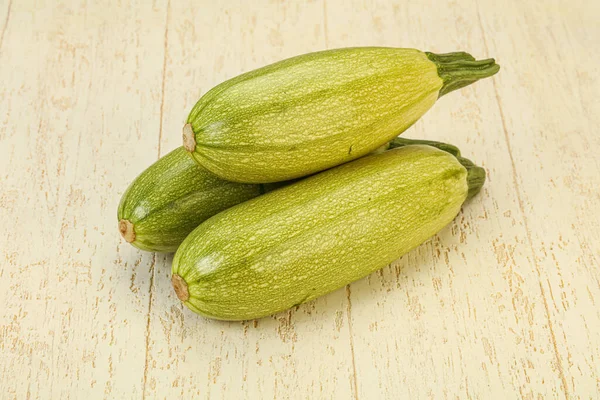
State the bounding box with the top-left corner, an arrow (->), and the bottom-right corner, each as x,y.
117,139 -> 440,252
171,141 -> 485,320
183,47 -> 498,183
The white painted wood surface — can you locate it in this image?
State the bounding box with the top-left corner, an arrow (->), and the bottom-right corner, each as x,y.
1,0 -> 598,398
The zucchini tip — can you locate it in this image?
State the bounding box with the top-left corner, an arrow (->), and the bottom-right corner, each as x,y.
172,274 -> 190,302
118,219 -> 136,243
182,123 -> 196,152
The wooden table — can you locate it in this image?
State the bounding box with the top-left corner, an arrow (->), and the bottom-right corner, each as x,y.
1,0 -> 598,398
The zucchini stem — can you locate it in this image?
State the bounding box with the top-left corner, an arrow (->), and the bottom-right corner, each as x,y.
458,156 -> 486,200
389,137 -> 461,158
388,137 -> 486,201
425,51 -> 500,97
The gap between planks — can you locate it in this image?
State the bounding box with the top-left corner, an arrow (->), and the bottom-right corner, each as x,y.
0,0 -> 12,52
142,1 -> 171,397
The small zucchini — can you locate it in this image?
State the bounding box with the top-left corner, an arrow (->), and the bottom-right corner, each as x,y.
183,47 -> 498,183
117,147 -> 264,252
172,141 -> 485,320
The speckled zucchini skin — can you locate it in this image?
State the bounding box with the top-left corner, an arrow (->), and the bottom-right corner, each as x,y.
172,145 -> 475,320
117,147 -> 262,252
185,47 -> 498,183
116,138 -> 441,252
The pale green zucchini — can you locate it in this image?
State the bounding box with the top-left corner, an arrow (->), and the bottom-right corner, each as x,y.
117,139 -> 439,252
172,142 -> 485,320
183,47 -> 498,183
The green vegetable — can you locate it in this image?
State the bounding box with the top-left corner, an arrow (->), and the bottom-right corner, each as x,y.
117,139 -> 447,252
183,47 -> 498,183
171,140 -> 485,320
117,148 -> 264,252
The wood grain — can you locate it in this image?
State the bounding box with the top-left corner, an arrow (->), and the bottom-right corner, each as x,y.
0,0 -> 598,399
1,1 -> 167,398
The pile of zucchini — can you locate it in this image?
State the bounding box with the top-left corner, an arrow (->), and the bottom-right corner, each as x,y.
118,47 -> 499,321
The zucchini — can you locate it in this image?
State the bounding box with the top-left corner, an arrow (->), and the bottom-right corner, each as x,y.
172,141 -> 485,320
118,139 -> 439,252
183,47 -> 498,183
117,147 -> 264,252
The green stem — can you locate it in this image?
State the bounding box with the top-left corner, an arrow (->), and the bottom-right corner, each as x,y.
388,137 -> 486,201
425,51 -> 500,97
389,137 -> 461,158
458,156 -> 487,201
424,51 -> 476,63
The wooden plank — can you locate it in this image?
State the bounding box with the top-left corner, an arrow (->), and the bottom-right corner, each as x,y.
0,0 -> 598,399
0,0 -> 168,398
142,1 -> 356,399
477,0 -> 600,397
